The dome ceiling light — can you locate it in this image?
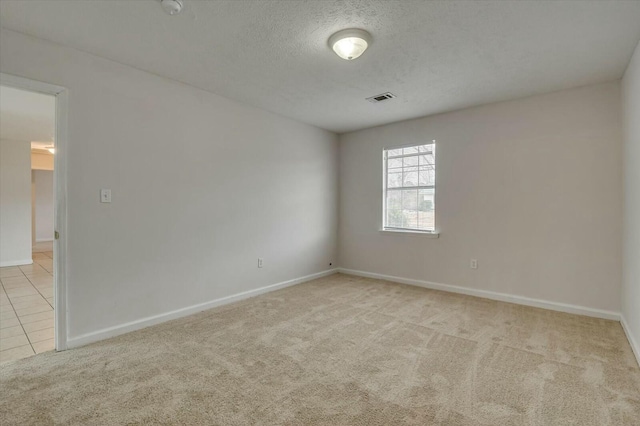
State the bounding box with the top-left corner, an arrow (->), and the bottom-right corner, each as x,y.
159,0 -> 184,16
328,28 -> 371,60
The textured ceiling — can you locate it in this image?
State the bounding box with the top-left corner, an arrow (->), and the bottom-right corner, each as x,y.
1,0 -> 639,133
0,85 -> 55,143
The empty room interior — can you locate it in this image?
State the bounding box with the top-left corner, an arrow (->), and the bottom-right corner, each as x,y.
0,0 -> 639,424
1,85 -> 56,360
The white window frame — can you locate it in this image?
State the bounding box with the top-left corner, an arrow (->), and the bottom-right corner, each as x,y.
382,141 -> 439,236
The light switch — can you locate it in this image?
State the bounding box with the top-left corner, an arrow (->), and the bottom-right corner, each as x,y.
100,189 -> 112,203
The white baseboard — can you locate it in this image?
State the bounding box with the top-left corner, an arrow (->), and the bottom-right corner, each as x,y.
621,315 -> 640,367
66,268 -> 339,349
338,268 -> 621,321
35,238 -> 54,243
0,259 -> 33,267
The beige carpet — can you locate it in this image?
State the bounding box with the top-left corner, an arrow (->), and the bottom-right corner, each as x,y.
1,273 -> 639,425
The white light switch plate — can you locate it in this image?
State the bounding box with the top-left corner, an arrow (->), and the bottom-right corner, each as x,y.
100,189 -> 112,203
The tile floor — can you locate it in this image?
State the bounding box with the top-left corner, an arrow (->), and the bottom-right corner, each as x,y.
0,242 -> 54,364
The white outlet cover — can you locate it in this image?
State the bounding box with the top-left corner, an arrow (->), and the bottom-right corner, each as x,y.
100,189 -> 112,203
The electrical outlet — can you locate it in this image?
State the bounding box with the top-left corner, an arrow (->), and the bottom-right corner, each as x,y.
258,258 -> 264,268
470,259 -> 478,269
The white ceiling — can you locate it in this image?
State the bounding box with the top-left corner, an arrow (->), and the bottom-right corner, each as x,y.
1,0 -> 639,133
0,85 -> 55,144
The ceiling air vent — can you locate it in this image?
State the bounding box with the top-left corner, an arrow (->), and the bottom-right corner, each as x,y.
366,92 -> 396,103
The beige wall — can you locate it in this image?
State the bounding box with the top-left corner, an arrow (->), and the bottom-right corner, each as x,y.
339,82 -> 622,313
1,28 -> 339,344
0,138 -> 32,266
33,169 -> 54,242
622,40 -> 640,358
30,152 -> 54,244
31,151 -> 54,170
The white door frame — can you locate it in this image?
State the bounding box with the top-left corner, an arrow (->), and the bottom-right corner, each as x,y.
1,73 -> 68,351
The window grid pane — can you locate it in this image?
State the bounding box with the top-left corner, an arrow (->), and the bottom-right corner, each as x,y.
384,143 -> 435,231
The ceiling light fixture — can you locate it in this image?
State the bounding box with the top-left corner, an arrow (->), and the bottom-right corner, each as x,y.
328,28 -> 371,60
160,0 -> 183,16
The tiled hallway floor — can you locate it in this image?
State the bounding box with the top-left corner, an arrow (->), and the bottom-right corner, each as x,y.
0,243 -> 54,364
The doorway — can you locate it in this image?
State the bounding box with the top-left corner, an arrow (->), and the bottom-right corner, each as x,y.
0,74 -> 68,363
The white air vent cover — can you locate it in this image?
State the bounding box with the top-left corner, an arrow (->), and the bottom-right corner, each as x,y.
366,92 -> 396,103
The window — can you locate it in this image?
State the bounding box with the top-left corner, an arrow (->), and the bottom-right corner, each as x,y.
383,142 -> 436,232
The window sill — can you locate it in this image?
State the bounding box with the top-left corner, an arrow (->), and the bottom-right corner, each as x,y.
379,229 -> 440,238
